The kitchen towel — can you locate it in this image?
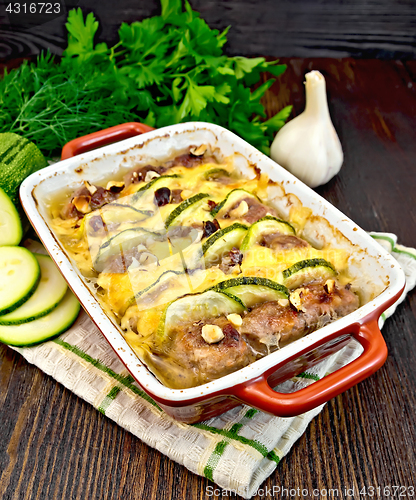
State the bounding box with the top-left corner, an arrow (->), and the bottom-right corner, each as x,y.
9,232 -> 416,499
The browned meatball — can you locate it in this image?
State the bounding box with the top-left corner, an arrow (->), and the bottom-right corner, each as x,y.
240,282 -> 359,355
240,302 -> 307,355
165,152 -> 217,169
298,282 -> 359,327
225,197 -> 278,224
61,184 -> 118,220
155,316 -> 256,388
261,233 -> 309,251
123,165 -> 167,186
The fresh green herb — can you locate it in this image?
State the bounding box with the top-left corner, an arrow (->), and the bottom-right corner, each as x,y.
0,0 -> 291,157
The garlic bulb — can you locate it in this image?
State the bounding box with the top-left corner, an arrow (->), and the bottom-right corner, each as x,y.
270,70 -> 343,188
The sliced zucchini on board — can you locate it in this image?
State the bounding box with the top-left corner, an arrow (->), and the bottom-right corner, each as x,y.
211,189 -> 260,218
282,258 -> 336,289
0,246 -> 40,315
158,290 -> 245,339
94,227 -> 164,272
0,289 -> 80,346
211,276 -> 289,307
0,254 -> 68,325
240,215 -> 295,251
164,193 -> 212,228
202,223 -> 248,265
0,187 -> 22,246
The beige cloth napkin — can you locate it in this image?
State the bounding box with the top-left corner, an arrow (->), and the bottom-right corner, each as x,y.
9,233 -> 415,499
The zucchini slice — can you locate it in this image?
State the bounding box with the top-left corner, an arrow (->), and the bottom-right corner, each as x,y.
211,189 -> 260,218
96,204 -> 153,225
211,276 -> 289,307
0,254 -> 68,325
202,223 -> 248,265
94,227 -> 164,272
129,174 -> 181,205
204,168 -> 230,181
126,269 -> 186,308
282,258 -> 336,289
0,246 -> 40,316
240,215 -> 295,251
0,187 -> 22,246
158,290 -> 245,339
164,193 -> 212,228
0,289 -> 80,346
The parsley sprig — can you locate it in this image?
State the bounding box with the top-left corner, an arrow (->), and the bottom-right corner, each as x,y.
0,0 -> 292,157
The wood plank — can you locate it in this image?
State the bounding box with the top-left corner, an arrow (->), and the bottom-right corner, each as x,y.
1,0 -> 416,61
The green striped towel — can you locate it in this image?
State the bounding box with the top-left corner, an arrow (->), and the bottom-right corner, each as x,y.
10,233 -> 416,499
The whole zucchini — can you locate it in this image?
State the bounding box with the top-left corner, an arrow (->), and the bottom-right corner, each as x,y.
0,133 -> 47,206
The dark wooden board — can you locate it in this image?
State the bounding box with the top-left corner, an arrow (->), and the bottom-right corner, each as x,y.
0,58 -> 416,499
1,0 -> 416,61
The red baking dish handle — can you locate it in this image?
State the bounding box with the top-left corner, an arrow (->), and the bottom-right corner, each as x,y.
61,122 -> 155,160
233,317 -> 387,417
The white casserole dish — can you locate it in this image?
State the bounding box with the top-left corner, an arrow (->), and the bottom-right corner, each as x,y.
20,122 -> 406,423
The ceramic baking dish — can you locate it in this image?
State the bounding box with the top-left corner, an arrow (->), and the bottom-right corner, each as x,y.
20,122 -> 405,424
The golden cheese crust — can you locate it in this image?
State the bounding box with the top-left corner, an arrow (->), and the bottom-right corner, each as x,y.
50,146 -> 359,389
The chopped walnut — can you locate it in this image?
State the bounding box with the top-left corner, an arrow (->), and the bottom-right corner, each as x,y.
289,288 -> 309,312
72,195 -> 91,214
84,181 -> 97,195
144,171 -> 160,182
190,144 -> 207,157
324,279 -> 336,294
229,247 -> 243,265
226,313 -> 243,327
106,181 -> 125,193
229,200 -> 249,219
201,324 -> 224,344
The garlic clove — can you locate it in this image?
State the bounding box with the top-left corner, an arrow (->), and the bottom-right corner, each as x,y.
270,70 -> 343,188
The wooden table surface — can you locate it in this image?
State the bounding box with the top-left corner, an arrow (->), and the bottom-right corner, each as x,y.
0,58 -> 415,500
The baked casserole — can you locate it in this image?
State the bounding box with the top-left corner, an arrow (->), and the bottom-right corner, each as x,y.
49,145 -> 366,389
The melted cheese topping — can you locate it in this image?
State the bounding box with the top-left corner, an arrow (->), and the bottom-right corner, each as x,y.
50,147 -> 355,376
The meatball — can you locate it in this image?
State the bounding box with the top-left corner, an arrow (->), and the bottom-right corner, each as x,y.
61,184 -> 118,220
240,282 -> 359,355
155,316 -> 256,388
225,197 -> 278,224
261,233 -> 309,251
